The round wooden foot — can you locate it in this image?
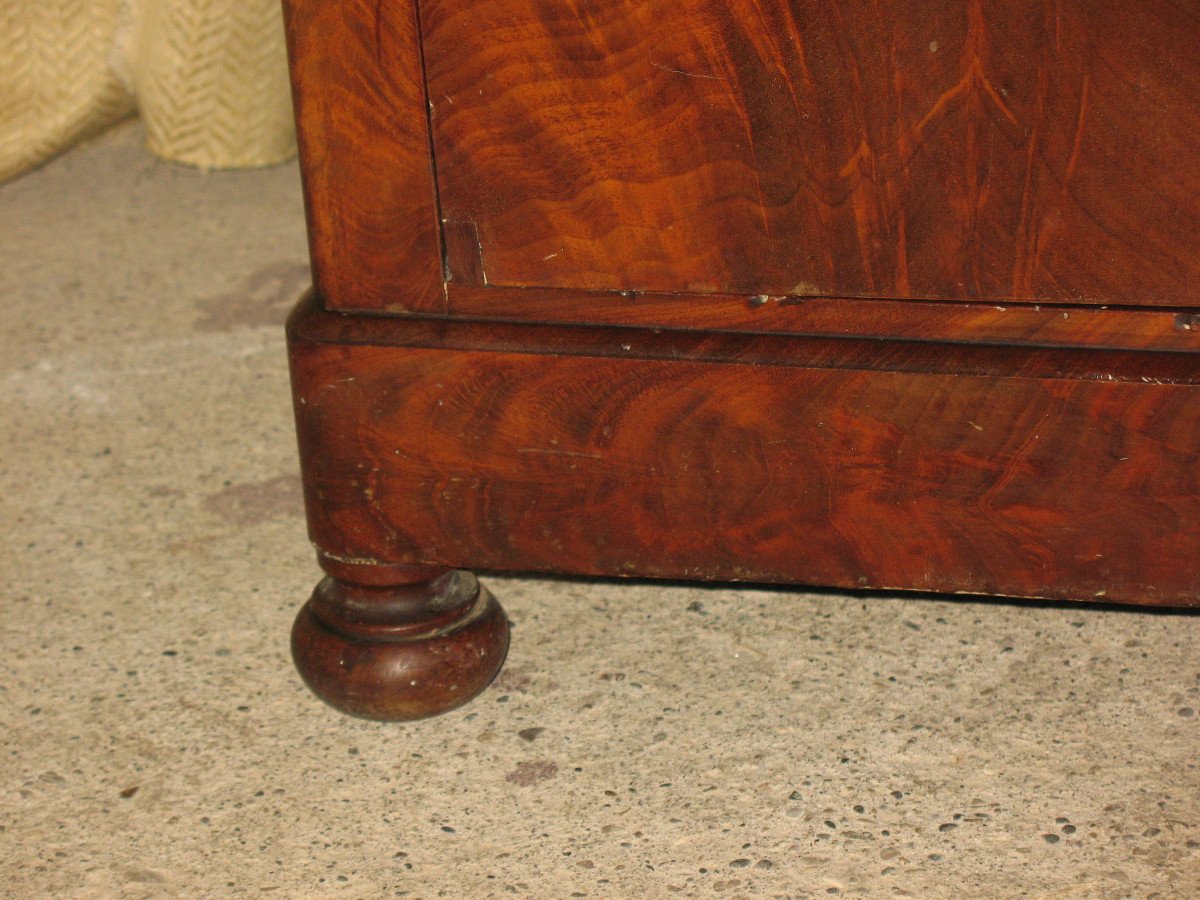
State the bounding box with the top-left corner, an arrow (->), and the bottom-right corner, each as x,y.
291,563 -> 509,721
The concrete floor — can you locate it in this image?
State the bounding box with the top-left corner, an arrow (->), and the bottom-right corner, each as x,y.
1,121 -> 1198,898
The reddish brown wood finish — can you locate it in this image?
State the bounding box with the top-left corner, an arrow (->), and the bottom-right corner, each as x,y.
291,554 -> 509,721
423,0 -> 1200,306
448,285 -> 1200,353
282,0 -> 444,312
281,2 -> 1200,721
289,294 -> 1200,608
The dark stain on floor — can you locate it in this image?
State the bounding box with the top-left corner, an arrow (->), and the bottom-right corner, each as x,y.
195,262 -> 311,332
505,760 -> 559,787
203,474 -> 304,526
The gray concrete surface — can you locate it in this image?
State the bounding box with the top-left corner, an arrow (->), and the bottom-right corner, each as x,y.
1,121 -> 1198,898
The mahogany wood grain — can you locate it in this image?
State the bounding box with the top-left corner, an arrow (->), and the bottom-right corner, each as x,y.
291,555 -> 509,721
280,2 -> 1200,722
447,284 -> 1200,353
288,294 -> 1200,608
282,0 -> 444,312
422,0 -> 1200,306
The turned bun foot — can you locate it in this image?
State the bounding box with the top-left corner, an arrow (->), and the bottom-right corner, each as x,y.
291,558 -> 509,721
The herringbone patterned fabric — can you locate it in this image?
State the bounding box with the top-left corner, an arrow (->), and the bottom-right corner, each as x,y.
0,0 -> 295,183
0,0 -> 135,182
132,0 -> 295,170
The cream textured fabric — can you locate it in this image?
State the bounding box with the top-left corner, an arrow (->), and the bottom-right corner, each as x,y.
0,0 -> 135,181
0,0 -> 295,182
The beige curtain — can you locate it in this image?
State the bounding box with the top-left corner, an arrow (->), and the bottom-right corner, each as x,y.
0,0 -> 295,183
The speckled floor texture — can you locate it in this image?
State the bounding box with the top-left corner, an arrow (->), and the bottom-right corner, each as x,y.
2,122 -> 1199,899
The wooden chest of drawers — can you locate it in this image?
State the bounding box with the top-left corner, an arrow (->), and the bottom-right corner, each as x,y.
281,0 -> 1200,720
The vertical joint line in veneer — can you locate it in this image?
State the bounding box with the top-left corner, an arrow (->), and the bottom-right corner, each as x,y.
410,0 -> 452,310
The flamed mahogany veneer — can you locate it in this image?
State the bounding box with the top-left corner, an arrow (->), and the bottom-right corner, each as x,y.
282,0 -> 1200,720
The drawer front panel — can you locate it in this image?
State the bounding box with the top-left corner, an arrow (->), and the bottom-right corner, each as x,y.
423,0 -> 1200,306
289,296 -> 1200,606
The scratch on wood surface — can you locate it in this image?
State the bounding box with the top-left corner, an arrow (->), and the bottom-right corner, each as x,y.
475,225 -> 489,285
317,548 -> 387,567
650,61 -> 726,81
518,448 -> 604,460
